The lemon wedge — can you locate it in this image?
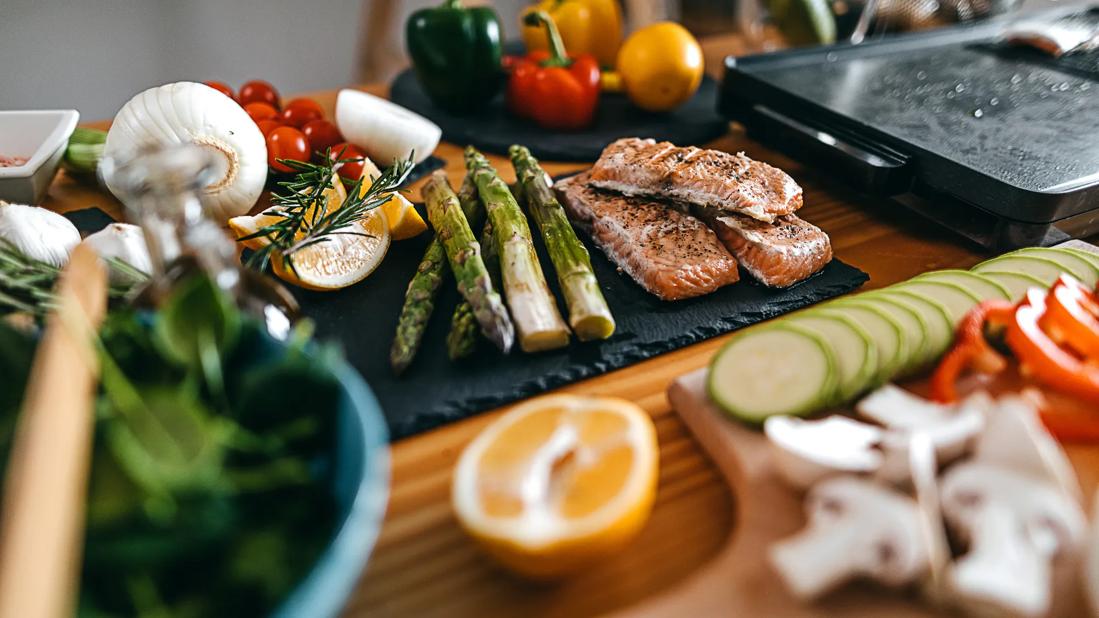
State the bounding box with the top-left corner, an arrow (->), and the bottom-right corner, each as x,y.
270,207 -> 389,291
357,161 -> 426,241
228,178 -> 348,251
452,394 -> 659,579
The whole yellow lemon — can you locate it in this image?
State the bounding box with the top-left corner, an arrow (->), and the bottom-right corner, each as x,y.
617,22 -> 704,112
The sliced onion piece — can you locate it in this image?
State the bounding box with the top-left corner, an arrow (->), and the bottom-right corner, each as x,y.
336,89 -> 441,165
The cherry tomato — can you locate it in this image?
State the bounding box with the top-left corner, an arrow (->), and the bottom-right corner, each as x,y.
279,105 -> 322,129
256,119 -> 283,136
329,142 -> 367,181
285,98 -> 325,118
302,119 -> 343,157
239,80 -> 280,109
266,127 -> 310,173
245,102 -> 279,123
204,81 -> 236,102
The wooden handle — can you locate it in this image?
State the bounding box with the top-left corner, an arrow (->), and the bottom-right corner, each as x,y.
0,244 -> 108,618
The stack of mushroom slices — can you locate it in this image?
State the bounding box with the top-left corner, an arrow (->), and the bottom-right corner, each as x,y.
764,384 -> 1091,617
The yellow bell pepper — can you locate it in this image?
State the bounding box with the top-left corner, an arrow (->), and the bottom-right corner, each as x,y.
520,0 -> 623,69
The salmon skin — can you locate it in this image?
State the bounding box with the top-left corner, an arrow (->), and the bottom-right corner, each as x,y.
555,173 -> 740,301
702,210 -> 832,288
587,138 -> 803,223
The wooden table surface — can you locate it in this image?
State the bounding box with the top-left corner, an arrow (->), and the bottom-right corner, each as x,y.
45,85 -> 1098,618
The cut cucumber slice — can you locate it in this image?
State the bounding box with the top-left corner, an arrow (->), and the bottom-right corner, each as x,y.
852,292 -> 930,375
973,254 -> 1076,287
1062,247 -> 1099,271
708,324 -> 837,423
877,289 -> 954,364
913,269 -> 1010,301
825,298 -> 906,384
890,279 -> 980,325
790,311 -> 878,403
1007,247 -> 1099,287
979,271 -> 1048,301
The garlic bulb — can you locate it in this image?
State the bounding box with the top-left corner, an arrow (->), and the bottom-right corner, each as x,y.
336,89 -> 441,165
81,223 -> 152,283
0,202 -> 80,267
103,82 -> 267,222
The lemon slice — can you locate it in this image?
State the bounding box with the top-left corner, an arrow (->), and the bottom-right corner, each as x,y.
271,207 -> 389,291
228,178 -> 348,251
357,161 -> 427,241
452,394 -> 659,579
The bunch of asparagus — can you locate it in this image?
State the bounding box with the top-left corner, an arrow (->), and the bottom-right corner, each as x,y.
389,146 -> 614,374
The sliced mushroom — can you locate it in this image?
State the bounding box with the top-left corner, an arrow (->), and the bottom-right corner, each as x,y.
940,462 -> 1088,617
769,477 -> 930,600
764,415 -> 883,491
856,385 -> 987,484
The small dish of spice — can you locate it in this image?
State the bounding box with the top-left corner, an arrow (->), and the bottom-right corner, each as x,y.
0,110 -> 79,204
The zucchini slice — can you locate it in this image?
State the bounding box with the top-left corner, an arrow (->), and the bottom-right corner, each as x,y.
826,298 -> 906,383
853,292 -> 931,375
708,324 -> 837,423
876,289 -> 954,365
1007,247 -> 1099,287
1062,247 -> 1099,271
913,269 -> 1010,301
979,270 -> 1048,301
973,254 -> 1076,286
890,279 -> 980,325
790,311 -> 878,403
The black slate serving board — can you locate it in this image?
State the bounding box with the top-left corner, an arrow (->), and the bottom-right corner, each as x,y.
67,204 -> 868,441
389,69 -> 729,161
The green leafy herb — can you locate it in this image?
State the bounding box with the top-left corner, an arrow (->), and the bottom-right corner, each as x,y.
241,153 -> 415,275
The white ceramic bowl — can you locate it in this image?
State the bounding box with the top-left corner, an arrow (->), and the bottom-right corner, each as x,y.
0,110 -> 79,204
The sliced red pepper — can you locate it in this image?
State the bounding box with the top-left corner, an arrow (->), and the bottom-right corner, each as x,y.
1005,288 -> 1099,404
1040,274 -> 1099,360
1023,389 -> 1099,443
930,300 -> 1013,403
506,11 -> 600,130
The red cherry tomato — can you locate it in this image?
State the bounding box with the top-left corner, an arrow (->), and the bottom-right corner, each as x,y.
239,80 -> 280,109
204,81 -> 236,102
266,127 -> 310,174
256,119 -> 283,137
279,105 -> 322,129
329,142 -> 367,182
244,102 -> 279,123
285,98 -> 325,118
302,119 -> 343,158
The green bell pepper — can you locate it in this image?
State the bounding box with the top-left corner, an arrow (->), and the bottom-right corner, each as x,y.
405,0 -> 504,114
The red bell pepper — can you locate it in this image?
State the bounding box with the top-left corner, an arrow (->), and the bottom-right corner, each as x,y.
930,300 -> 1012,402
1005,287 -> 1099,403
506,10 -> 600,130
1040,274 -> 1099,360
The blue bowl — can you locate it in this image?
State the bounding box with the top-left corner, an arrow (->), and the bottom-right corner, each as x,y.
267,348 -> 390,617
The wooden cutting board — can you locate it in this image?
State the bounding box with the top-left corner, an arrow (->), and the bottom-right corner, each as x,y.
615,367 -> 1096,617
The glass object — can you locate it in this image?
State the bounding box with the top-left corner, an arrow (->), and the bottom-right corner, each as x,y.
100,143 -> 299,338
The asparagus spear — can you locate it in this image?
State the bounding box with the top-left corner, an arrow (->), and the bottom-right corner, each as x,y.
465,146 -> 570,352
423,171 -> 514,353
447,219 -> 502,360
510,145 -> 615,341
389,176 -> 485,374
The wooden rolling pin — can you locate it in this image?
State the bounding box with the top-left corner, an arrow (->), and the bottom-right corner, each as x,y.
0,244 -> 108,618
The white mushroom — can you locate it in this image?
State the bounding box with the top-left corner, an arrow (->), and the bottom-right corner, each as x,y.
856,385 -> 987,483
769,477 -> 929,600
80,223 -> 152,284
764,415 -> 883,490
0,202 -> 80,267
939,462 -> 1087,617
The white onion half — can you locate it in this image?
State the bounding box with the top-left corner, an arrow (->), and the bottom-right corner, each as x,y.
103,82 -> 267,222
336,89 -> 441,165
0,202 -> 80,267
81,223 -> 152,283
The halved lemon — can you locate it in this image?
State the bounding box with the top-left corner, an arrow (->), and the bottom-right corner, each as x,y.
356,161 -> 426,241
228,177 -> 348,251
270,207 -> 389,291
452,394 -> 659,579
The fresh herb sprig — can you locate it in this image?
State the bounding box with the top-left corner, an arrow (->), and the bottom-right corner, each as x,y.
0,239 -> 146,317
241,152 -> 415,274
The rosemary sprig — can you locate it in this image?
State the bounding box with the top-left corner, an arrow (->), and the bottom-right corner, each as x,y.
241,153 -> 415,274
0,239 -> 147,317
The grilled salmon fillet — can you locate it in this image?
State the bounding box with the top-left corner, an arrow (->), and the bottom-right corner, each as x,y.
555,173 -> 740,301
703,211 -> 832,288
587,138 -> 803,223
